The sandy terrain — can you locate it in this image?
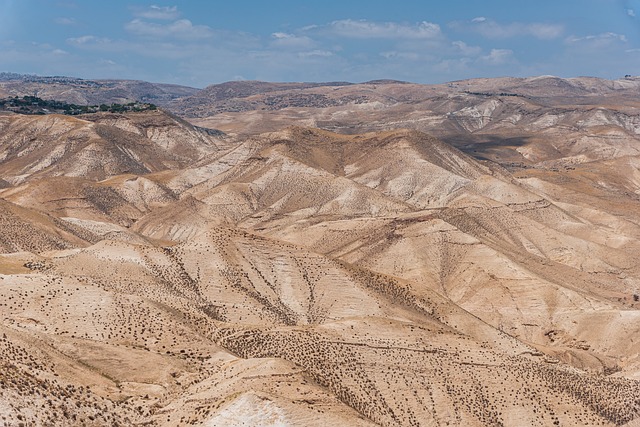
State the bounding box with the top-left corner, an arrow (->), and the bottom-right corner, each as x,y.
0,79 -> 639,426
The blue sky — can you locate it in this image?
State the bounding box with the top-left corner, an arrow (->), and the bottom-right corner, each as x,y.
0,0 -> 638,87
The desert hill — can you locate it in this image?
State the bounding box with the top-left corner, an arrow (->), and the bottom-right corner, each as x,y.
181,76 -> 640,171
127,127 -> 640,371
0,76 -> 640,426
8,72 -> 640,169
0,73 -> 198,106
0,197 -> 92,253
3,223 -> 639,426
0,110 -> 224,185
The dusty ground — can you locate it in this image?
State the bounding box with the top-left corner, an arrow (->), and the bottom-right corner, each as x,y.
0,79 -> 639,426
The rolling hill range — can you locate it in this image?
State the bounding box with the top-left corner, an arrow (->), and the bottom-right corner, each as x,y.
0,76 -> 640,426
181,76 -> 640,170
0,73 -> 199,106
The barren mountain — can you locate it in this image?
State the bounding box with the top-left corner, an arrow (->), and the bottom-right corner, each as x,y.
0,73 -> 199,106
1,75 -> 640,426
183,76 -> 640,170
0,110 -> 223,185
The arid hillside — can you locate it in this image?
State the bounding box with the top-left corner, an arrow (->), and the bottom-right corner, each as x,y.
181,76 -> 640,169
0,77 -> 640,426
0,73 -> 199,106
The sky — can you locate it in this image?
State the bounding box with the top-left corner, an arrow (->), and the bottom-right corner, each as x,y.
0,0 -> 639,87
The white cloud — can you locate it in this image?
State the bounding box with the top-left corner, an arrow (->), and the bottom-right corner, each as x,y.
132,5 -> 180,20
628,9 -> 636,17
67,35 -> 111,45
67,37 -> 193,59
322,19 -> 442,39
526,23 -> 564,40
270,32 -> 315,49
65,26 -> 259,63
54,17 -> 76,25
480,49 -> 514,65
125,19 -> 213,40
51,49 -> 69,55
566,32 -> 628,47
298,50 -> 334,58
380,51 -> 421,60
434,57 -> 472,73
454,18 -> 563,40
452,41 -> 482,56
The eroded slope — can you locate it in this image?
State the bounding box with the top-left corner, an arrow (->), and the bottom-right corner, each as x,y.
1,108 -> 640,426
